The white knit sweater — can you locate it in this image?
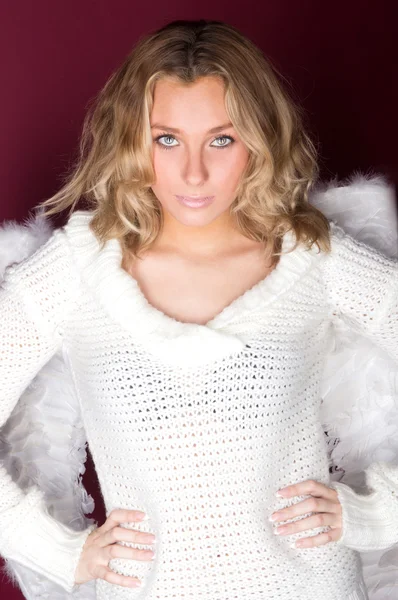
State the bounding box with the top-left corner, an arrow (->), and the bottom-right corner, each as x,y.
1,209 -> 397,600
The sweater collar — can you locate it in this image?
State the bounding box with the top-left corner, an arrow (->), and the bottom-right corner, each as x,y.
63,210 -> 320,368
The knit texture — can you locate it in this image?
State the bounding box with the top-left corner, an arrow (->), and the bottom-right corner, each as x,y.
1,209 -> 397,599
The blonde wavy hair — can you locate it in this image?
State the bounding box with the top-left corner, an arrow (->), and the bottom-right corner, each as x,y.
37,18 -> 331,262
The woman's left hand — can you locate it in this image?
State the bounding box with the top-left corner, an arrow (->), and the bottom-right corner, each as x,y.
269,479 -> 343,548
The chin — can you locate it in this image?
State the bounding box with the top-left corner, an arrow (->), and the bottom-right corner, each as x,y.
160,203 -> 216,224
171,210 -> 224,228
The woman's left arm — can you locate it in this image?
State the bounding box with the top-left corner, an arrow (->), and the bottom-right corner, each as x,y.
321,222 -> 398,551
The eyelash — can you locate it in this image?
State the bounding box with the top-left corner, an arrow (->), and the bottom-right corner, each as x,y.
153,132 -> 236,151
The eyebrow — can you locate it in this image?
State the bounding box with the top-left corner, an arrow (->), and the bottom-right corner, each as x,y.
150,122 -> 234,134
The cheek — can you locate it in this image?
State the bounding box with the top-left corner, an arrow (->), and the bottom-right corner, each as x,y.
152,152 -> 173,185
215,149 -> 249,186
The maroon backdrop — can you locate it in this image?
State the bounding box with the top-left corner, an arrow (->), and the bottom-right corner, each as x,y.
1,1 -> 397,598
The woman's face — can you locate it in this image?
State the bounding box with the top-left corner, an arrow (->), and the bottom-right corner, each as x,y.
149,75 -> 250,228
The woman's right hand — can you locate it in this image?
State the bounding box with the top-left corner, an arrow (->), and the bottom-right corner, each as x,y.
74,509 -> 156,589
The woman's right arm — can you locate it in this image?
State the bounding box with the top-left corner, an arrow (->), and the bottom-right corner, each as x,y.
0,229 -> 97,593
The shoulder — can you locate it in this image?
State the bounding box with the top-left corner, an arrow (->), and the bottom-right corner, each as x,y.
0,213 -> 82,307
323,220 -> 398,274
61,209 -> 125,296
319,220 -> 398,317
61,209 -> 104,270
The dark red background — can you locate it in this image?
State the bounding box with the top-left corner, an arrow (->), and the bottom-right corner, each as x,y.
1,1 -> 397,597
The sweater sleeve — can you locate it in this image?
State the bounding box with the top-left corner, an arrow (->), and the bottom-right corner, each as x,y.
0,228 -> 96,592
322,222 -> 398,552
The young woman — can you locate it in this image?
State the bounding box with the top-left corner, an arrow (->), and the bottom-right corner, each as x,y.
1,18 -> 397,600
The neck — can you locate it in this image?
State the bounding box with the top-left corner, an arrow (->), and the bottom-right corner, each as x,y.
153,210 -> 247,258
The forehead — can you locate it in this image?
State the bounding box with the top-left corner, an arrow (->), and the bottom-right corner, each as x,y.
150,76 -> 228,129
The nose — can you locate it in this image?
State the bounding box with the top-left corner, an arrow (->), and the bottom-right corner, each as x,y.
182,146 -> 209,187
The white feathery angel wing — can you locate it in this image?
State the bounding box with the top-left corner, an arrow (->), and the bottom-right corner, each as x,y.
0,210 -> 96,599
310,172 -> 398,600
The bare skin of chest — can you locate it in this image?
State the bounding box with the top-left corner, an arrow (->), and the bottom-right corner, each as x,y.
122,242 -> 278,325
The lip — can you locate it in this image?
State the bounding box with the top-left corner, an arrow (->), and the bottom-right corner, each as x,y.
175,195 -> 215,208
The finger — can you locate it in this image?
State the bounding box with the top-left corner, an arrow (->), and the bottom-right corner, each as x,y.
100,510 -> 146,534
106,544 -> 155,562
273,497 -> 339,523
293,528 -> 341,548
94,564 -> 141,589
275,512 -> 341,536
100,526 -> 155,549
278,480 -> 338,502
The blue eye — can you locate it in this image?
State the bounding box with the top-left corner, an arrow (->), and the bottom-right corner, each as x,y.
155,134 -> 178,149
153,134 -> 235,151
212,135 -> 235,148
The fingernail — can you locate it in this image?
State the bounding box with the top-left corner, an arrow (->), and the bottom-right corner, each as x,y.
269,513 -> 278,522
136,512 -> 149,521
